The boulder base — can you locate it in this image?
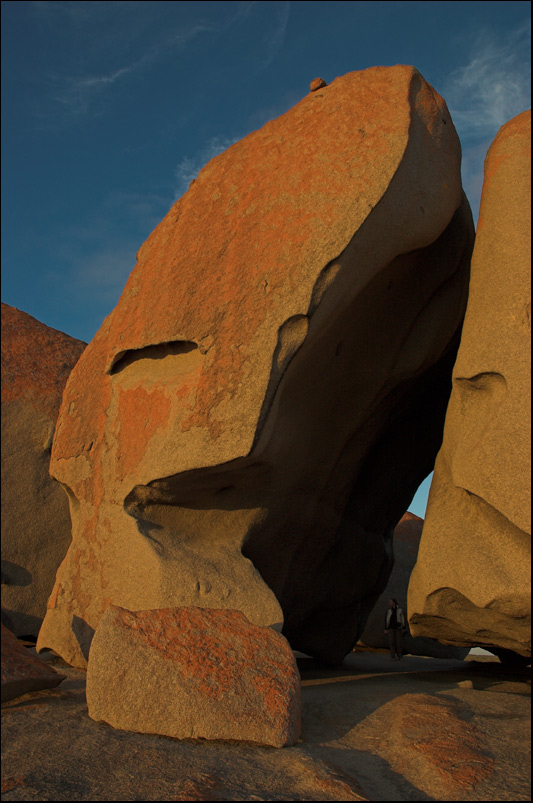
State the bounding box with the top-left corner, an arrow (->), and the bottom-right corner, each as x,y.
86,606 -> 301,748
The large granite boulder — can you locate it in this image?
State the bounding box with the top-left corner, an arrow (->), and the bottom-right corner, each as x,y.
408,111 -> 531,658
1,304 -> 85,636
86,606 -> 301,747
1,624 -> 66,703
37,66 -> 473,669
358,513 -> 468,658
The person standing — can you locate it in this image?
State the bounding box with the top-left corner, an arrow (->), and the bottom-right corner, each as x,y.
384,598 -> 406,660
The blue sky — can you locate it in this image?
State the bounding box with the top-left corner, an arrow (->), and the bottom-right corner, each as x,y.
1,1 -> 531,518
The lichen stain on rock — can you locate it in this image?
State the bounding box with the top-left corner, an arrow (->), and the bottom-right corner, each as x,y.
86,605 -> 301,746
113,607 -> 294,706
115,386 -> 172,481
399,694 -> 496,789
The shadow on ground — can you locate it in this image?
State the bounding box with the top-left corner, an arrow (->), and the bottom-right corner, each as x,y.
1,649 -> 530,801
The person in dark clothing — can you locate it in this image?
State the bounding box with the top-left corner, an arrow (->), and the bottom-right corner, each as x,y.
384,597 -> 406,660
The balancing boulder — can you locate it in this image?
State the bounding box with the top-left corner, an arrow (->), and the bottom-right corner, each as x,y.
38,66 -> 473,668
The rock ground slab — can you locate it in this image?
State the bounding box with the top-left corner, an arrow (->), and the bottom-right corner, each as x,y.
1,651 -> 529,801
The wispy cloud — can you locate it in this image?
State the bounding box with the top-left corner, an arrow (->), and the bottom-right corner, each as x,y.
45,189 -> 171,310
31,1 -> 109,21
30,4 -> 215,122
174,135 -> 241,200
48,61 -> 145,118
44,235 -> 140,331
445,19 -> 531,141
442,19 -> 531,221
29,2 -> 291,127
260,1 -> 290,70
76,66 -> 137,89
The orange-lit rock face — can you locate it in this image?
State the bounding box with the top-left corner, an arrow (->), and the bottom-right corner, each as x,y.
1,304 -> 85,637
38,66 -> 473,668
409,111 -> 531,657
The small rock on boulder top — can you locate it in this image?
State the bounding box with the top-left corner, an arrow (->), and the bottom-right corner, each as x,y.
310,77 -> 327,91
1,623 -> 66,703
86,606 -> 302,748
1,304 -> 86,637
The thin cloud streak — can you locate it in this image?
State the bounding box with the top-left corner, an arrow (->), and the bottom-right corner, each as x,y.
77,66 -> 138,89
30,4 -> 216,122
31,1 -> 113,21
51,24 -> 214,117
44,188 -> 171,310
445,19 -> 531,141
174,135 -> 242,201
260,1 -> 290,69
46,239 -> 139,314
30,2 -> 290,126
443,18 -> 531,222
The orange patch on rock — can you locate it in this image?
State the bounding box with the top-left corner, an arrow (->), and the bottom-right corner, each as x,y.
399,694 -> 495,789
117,607 -> 291,701
1,304 -> 85,422
115,386 -> 171,481
87,606 -> 301,747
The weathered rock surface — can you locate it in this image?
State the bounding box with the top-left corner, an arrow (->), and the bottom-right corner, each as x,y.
350,691 -> 498,797
86,606 -> 301,747
358,512 -> 469,658
3,651 -> 529,801
408,110 -> 531,658
38,65 -> 473,669
1,304 -> 85,637
1,624 -> 66,703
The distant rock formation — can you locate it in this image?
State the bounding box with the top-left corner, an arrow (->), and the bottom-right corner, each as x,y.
1,624 -> 66,703
358,512 -> 469,658
1,304 -> 85,637
408,111 -> 531,659
86,606 -> 301,747
37,65 -> 473,669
